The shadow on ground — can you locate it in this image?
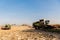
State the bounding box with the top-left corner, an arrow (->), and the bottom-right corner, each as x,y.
22,28 -> 60,34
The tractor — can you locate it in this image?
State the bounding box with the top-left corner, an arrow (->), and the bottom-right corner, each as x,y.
1,24 -> 11,30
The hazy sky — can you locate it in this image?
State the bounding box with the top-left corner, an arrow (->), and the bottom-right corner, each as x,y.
0,0 -> 60,25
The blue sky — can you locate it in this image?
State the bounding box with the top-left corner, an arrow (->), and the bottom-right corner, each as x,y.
0,0 -> 60,25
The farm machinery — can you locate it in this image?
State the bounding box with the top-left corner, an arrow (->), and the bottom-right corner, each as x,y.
32,19 -> 55,30
1,24 -> 11,30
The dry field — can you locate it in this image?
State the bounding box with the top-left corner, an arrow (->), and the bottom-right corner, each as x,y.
0,25 -> 60,40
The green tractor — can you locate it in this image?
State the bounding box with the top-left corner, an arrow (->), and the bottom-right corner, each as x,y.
32,19 -> 54,29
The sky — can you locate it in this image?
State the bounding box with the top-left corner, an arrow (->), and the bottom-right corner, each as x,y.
0,0 -> 60,25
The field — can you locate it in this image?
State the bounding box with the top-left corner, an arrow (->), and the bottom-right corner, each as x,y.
0,25 -> 60,40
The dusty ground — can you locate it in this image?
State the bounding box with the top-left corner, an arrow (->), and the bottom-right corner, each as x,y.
0,25 -> 60,40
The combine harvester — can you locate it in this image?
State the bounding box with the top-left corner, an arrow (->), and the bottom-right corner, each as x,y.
32,19 -> 60,33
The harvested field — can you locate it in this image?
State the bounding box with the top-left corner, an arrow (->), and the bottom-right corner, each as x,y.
0,26 -> 60,40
